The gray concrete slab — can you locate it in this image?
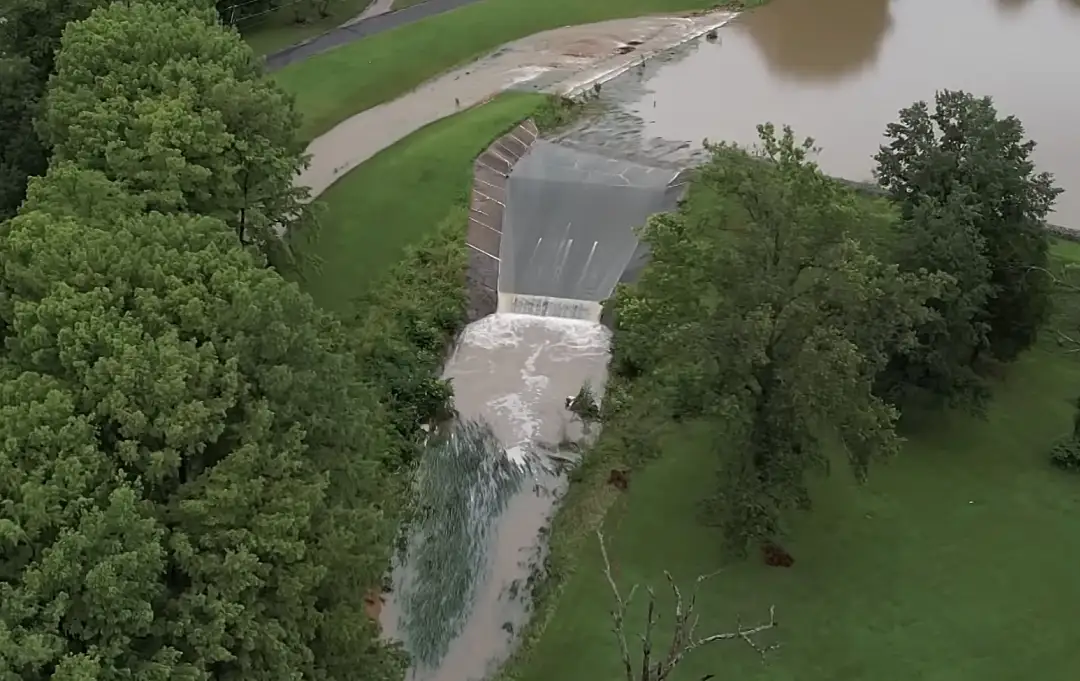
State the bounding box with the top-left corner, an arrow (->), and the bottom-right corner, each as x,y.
499,140 -> 684,302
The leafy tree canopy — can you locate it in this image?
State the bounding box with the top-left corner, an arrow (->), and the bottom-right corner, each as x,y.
0,165 -> 406,681
610,125 -> 943,551
40,1 -> 312,260
875,89 -> 1063,363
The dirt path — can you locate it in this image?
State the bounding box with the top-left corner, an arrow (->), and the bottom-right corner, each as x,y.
298,11 -> 736,198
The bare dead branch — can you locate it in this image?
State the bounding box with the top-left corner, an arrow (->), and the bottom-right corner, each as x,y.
1025,265 -> 1080,294
1057,329 -> 1080,352
598,529 -> 639,681
595,529 -> 780,681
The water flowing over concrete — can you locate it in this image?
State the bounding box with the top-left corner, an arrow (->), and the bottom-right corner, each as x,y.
496,293 -> 604,322
383,314 -> 611,681
499,140 -> 687,304
628,0 -> 1080,225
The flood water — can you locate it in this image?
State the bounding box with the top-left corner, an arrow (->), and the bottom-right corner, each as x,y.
632,0 -> 1080,225
382,314 -> 610,681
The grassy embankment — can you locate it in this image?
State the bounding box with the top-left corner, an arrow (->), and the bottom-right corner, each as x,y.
239,0 -> 374,56
495,241 -> 1080,681
274,0 -> 765,142
291,91 -> 546,315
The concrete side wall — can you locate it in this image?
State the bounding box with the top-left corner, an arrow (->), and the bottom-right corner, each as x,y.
466,119 -> 539,321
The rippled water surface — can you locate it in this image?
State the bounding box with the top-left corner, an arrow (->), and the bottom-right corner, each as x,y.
382,314 -> 610,681
631,0 -> 1080,224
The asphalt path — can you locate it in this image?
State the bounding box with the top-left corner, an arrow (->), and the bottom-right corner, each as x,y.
264,0 -> 484,71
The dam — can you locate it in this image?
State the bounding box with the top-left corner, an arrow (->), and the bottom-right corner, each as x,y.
381,128 -> 689,681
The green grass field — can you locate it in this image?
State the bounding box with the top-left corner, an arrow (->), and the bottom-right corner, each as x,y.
273,0 -> 757,141
506,245 -> 1080,681
238,0 -> 373,56
291,92 -> 545,315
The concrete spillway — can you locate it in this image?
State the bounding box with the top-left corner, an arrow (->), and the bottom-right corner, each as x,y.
390,123 -> 692,681
495,140 -> 688,318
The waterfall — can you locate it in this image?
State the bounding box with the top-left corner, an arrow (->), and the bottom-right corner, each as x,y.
496,292 -> 603,322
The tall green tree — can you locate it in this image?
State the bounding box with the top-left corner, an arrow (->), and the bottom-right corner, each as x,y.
0,165 -> 405,681
610,126 -> 942,551
873,191 -> 996,411
40,1 -> 312,261
0,0 -> 113,217
0,56 -> 48,218
875,90 -> 1063,363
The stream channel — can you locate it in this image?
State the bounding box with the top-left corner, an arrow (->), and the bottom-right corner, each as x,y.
378,1 -> 1080,680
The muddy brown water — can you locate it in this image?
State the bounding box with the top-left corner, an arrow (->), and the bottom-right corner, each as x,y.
382,314 -> 610,681
631,0 -> 1080,225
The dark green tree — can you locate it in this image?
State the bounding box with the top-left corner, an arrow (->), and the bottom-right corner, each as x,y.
875,90 -> 1063,363
0,0 -> 113,217
40,1 -> 313,261
873,191 -> 996,411
0,166 -> 406,681
610,125 -> 942,551
0,56 -> 48,218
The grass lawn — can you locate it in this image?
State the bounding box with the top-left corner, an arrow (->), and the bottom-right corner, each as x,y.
273,0 -> 760,141
516,349 -> 1080,681
238,0 -> 373,56
509,242 -> 1080,681
291,91 -> 545,315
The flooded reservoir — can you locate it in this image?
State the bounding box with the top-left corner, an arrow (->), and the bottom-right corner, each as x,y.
605,0 -> 1080,224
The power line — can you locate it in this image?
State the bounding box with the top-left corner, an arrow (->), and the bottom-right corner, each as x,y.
218,0 -> 332,27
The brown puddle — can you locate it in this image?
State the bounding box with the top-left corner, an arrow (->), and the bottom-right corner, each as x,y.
625,0 -> 1080,225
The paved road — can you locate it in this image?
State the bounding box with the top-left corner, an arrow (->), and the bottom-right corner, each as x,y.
265,0 -> 484,71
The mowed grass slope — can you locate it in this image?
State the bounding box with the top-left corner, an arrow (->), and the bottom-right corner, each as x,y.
514,245 -> 1080,681
239,0 -> 374,56
292,92 -> 545,315
273,0 -> 759,140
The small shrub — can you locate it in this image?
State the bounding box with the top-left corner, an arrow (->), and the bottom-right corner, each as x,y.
1049,438 -> 1080,472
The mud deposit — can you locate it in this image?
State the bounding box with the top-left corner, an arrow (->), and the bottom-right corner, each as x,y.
381,314 -> 610,681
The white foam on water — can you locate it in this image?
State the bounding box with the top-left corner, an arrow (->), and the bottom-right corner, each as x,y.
486,392 -> 542,465
459,311 -> 611,351
497,292 -> 604,321
451,314 -> 612,466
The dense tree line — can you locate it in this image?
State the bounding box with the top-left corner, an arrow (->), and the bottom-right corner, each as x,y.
607,92 -> 1063,552
1,2 -> 424,680
216,0 -> 342,26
